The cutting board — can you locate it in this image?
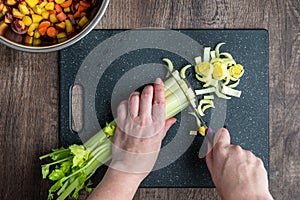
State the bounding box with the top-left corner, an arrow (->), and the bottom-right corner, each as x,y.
59,29 -> 269,187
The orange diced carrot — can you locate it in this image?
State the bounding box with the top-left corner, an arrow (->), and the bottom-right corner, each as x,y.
55,4 -> 62,13
38,26 -> 48,35
77,5 -> 87,12
56,12 -> 67,22
46,26 -> 57,38
48,10 -> 56,15
79,1 -> 91,8
38,20 -> 51,29
73,10 -> 81,18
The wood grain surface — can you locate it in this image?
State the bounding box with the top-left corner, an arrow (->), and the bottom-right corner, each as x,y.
0,0 -> 299,199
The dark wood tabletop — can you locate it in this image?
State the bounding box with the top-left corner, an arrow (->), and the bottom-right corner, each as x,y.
0,0 -> 299,199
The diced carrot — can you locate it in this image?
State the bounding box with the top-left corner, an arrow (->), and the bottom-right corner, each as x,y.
80,12 -> 86,17
60,0 -> 72,8
67,14 -> 73,18
79,1 -> 91,8
38,26 -> 48,35
46,26 -> 57,38
55,4 -> 62,13
38,21 -> 51,36
48,10 -> 56,15
73,10 -> 81,18
56,12 -> 67,22
48,0 -> 55,2
77,5 -> 87,12
38,20 -> 51,29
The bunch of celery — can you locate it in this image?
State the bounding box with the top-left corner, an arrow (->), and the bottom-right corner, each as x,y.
40,60 -> 197,200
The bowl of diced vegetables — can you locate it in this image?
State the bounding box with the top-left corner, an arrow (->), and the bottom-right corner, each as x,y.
0,0 -> 109,52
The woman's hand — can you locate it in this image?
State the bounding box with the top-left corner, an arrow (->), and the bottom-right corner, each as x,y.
110,78 -> 176,177
206,128 -> 273,200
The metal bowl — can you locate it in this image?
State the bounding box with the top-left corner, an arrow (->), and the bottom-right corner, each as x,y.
0,0 -> 109,52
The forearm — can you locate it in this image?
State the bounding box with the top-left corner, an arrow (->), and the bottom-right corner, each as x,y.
87,168 -> 145,200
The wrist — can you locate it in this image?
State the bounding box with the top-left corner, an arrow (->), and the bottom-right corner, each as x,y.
105,167 -> 147,185
220,190 -> 273,200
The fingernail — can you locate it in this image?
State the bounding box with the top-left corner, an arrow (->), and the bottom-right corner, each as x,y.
206,128 -> 214,143
219,128 -> 228,134
212,128 -> 227,143
155,78 -> 163,84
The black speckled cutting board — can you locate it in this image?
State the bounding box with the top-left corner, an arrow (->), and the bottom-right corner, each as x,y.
59,29 -> 269,188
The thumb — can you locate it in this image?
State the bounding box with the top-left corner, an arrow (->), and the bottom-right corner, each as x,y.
213,128 -> 231,147
161,118 -> 176,139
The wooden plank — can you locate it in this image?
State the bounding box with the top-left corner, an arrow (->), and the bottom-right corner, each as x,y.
0,45 -> 59,199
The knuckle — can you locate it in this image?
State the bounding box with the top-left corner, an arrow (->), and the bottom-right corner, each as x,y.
233,145 -> 243,153
138,117 -> 151,127
153,99 -> 165,105
256,157 -> 264,166
245,150 -> 253,157
155,85 -> 164,93
141,92 -> 151,100
230,145 -> 245,158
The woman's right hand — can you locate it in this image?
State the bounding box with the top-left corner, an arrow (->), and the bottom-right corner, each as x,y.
206,128 -> 273,200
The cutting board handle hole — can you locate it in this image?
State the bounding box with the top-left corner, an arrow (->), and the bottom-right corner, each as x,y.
71,84 -> 83,133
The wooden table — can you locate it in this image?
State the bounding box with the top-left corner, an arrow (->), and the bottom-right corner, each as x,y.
0,0 -> 299,199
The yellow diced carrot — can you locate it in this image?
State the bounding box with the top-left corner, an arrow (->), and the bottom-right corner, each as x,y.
45,2 -> 55,10
33,38 -> 41,46
57,32 -> 67,39
33,5 -> 42,15
22,16 -> 32,26
25,35 -> 33,45
41,10 -> 49,19
49,13 -> 58,23
63,7 -> 71,13
18,4 -> 30,15
28,23 -> 36,33
55,0 -> 65,4
34,29 -> 40,38
39,1 -> 47,8
25,0 -> 39,8
33,22 -> 40,28
32,14 -> 43,23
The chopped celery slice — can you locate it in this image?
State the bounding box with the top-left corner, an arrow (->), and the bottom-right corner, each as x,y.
203,47 -> 211,62
215,42 -> 225,58
195,74 -> 206,82
199,99 -> 214,108
210,50 -> 216,59
163,58 -> 174,77
180,64 -> 192,79
221,85 -> 242,98
194,56 -> 202,64
189,130 -> 198,135
195,87 -> 216,95
203,95 -> 214,100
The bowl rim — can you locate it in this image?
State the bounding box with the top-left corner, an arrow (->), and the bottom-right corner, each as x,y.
0,0 -> 110,53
